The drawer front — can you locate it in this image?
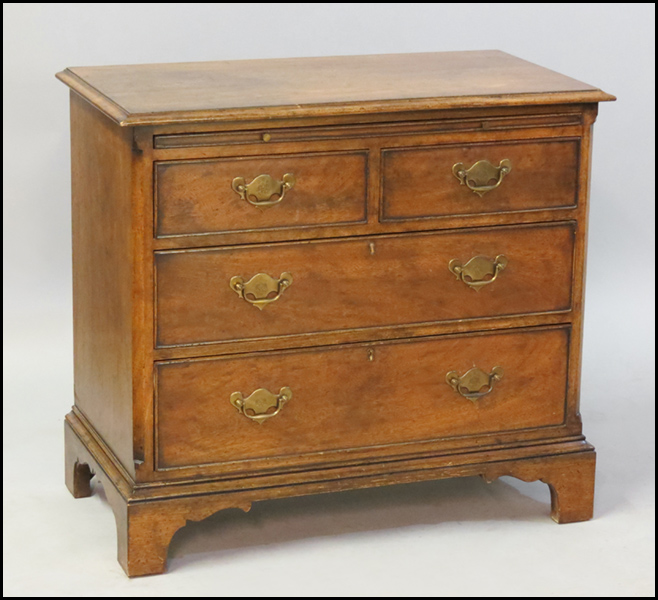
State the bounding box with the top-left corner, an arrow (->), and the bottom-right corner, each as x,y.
155,151 -> 368,237
382,138 -> 579,220
155,223 -> 574,348
156,328 -> 569,469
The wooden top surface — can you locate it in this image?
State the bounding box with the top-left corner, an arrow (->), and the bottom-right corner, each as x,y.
56,50 -> 614,126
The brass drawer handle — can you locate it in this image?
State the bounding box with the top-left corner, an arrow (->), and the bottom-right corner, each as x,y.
231,173 -> 296,208
230,272 -> 293,311
452,159 -> 511,197
449,255 -> 508,291
230,387 -> 292,424
446,367 -> 504,402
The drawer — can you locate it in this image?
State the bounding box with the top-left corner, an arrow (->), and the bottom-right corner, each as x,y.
155,223 -> 574,348
382,138 -> 579,221
155,151 -> 368,237
156,327 -> 569,469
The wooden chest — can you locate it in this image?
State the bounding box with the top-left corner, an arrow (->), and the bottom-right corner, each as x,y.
58,51 -> 614,576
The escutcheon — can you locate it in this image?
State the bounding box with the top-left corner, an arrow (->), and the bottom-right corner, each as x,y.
231,173 -> 296,208
230,387 -> 293,424
446,366 -> 504,402
229,272 -> 293,310
452,159 -> 512,197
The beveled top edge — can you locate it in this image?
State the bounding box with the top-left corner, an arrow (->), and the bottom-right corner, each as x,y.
56,51 -> 615,127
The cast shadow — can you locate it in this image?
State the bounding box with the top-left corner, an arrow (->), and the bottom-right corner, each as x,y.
162,475 -> 570,572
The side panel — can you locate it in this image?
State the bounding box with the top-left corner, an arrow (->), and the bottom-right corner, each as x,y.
70,91 -> 135,476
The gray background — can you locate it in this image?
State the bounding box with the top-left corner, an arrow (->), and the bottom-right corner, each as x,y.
3,3 -> 655,596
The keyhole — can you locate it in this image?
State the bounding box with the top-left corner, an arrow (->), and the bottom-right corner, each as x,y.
368,349 -> 375,361
369,242 -> 375,255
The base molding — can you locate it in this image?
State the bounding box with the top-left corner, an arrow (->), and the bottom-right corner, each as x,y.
65,411 -> 595,576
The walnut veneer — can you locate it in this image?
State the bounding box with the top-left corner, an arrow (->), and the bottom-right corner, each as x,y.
58,51 -> 614,576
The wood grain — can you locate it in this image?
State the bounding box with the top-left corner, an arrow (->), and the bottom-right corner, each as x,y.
129,126 -> 156,477
56,51 -> 614,126
150,123 -> 586,249
566,104 -> 598,423
155,223 -> 574,348
149,103 -> 587,137
70,92 -> 135,476
482,450 -> 596,523
156,327 -> 569,469
156,151 -> 367,237
382,137 -> 579,220
66,412 -> 594,576
153,111 -> 583,148
59,52 -> 611,576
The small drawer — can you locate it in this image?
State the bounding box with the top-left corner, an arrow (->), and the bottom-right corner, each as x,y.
155,223 -> 574,348
155,327 -> 569,470
155,151 -> 368,237
381,138 -> 579,221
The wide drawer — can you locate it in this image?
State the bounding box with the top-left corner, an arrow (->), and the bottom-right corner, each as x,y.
156,327 -> 569,469
155,223 -> 574,348
381,138 -> 579,221
155,151 -> 368,237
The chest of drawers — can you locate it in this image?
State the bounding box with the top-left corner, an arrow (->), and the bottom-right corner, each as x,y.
58,51 -> 614,576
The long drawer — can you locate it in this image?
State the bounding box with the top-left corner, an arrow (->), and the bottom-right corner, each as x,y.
155,223 -> 574,348
155,327 -> 569,470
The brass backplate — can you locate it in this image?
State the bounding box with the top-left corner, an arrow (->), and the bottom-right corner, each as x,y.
449,255 -> 508,290
446,366 -> 504,402
452,159 -> 511,197
230,387 -> 292,424
229,272 -> 293,310
231,173 -> 296,208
